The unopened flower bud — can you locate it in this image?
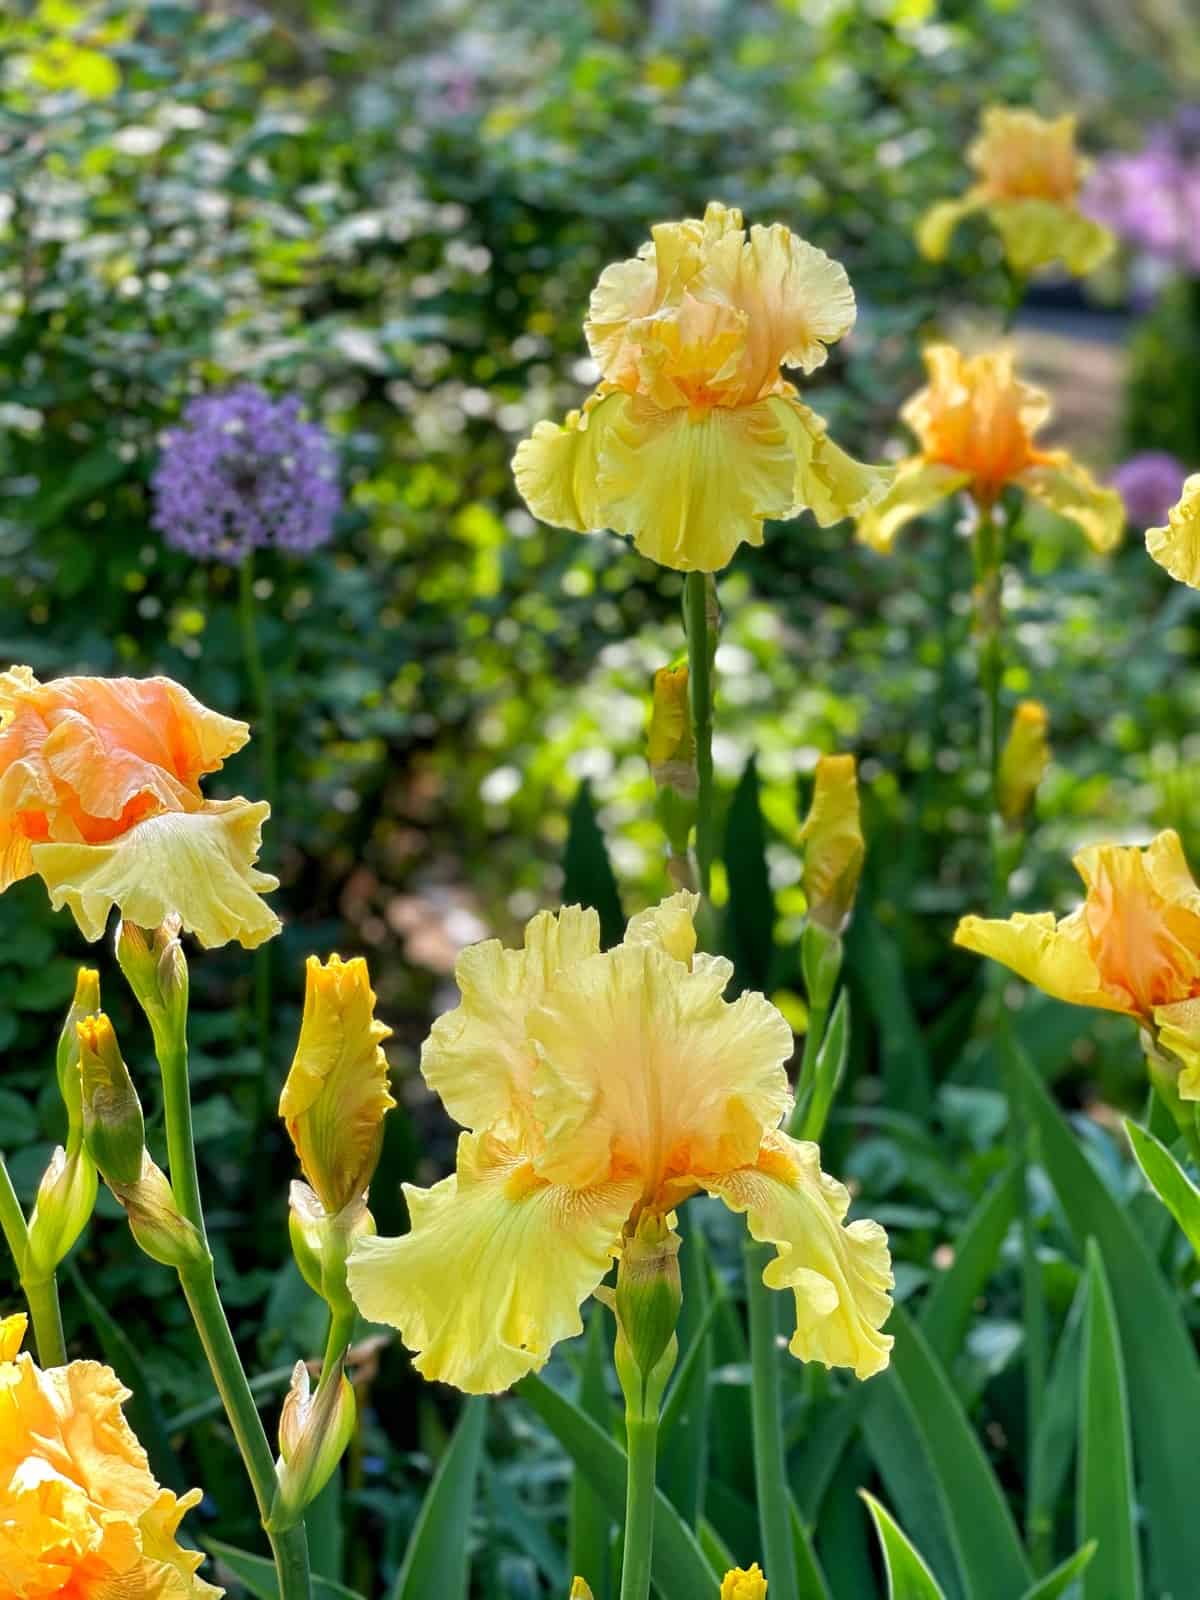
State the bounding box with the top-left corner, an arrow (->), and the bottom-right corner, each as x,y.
55,968 -> 100,1145
24,1145 -> 98,1281
801,920 -> 843,1015
614,1211 -> 681,1408
269,1359 -> 356,1532
116,916 -> 188,1051
998,700 -> 1050,826
280,955 -> 394,1216
113,1154 -> 207,1271
722,1565 -> 768,1600
570,1583 -> 595,1600
288,1181 -> 374,1316
800,755 -> 865,934
648,664 -> 696,796
78,1014 -> 145,1188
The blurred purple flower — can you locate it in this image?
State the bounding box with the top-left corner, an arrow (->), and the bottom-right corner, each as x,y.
1083,108 -> 1200,271
1109,451 -> 1189,528
151,386 -> 341,563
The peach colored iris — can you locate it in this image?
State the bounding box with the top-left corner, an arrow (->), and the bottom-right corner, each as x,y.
0,667 -> 278,948
956,830 -> 1200,1097
856,345 -> 1123,556
0,1312 -> 221,1597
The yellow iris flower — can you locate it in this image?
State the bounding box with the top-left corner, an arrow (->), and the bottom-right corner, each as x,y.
512,202 -> 892,573
856,344 -> 1123,556
347,892 -> 893,1393
956,829 -> 1200,1097
917,106 -> 1114,277
1147,474 -> 1200,587
0,666 -> 278,949
0,1312 -> 221,1596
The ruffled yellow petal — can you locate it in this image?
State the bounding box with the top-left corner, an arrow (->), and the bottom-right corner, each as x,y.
31,799 -> 280,949
511,394 -> 618,534
854,458 -> 970,554
528,941 -> 794,1195
1155,998 -> 1200,1101
987,198 -> 1114,277
954,908 -> 1120,1012
971,107 -> 1081,201
0,1312 -> 27,1361
135,1486 -> 224,1599
421,905 -> 601,1146
705,1131 -> 893,1379
903,345 -> 1047,496
800,755 -> 865,933
280,954 -> 395,1214
1073,831 -> 1200,1015
722,1565 -> 768,1600
346,1130 -> 637,1394
915,195 -> 982,262
1147,473 -> 1200,587
623,888 -> 700,966
766,395 -> 893,529
1018,453 -> 1125,552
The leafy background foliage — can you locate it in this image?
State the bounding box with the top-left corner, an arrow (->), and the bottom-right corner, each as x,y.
2,1 -> 1200,1595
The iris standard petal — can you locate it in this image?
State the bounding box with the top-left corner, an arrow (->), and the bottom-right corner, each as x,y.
421,905 -> 601,1145
705,1131 -> 893,1379
346,1130 -> 637,1394
31,799 -> 280,950
529,942 -> 794,1194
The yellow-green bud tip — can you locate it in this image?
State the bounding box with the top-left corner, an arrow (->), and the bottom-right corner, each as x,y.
78,1015 -> 145,1189
721,1565 -> 767,1600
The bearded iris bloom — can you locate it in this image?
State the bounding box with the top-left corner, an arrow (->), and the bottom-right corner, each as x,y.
956,830 -> 1200,1097
918,106 -> 1114,277
855,345 -> 1123,557
347,892 -> 893,1394
0,667 -> 278,949
513,202 -> 891,573
0,1313 -> 221,1597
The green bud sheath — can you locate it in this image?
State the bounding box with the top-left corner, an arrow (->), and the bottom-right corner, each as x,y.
78,1014 -> 145,1189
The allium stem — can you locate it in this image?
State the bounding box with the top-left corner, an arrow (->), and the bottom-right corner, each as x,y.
0,1154 -> 67,1366
684,571 -> 716,902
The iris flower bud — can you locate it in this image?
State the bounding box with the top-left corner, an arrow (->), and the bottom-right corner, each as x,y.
269,1358 -> 356,1532
613,1211 -> 681,1414
800,755 -> 864,936
997,700 -> 1050,827
113,1154 -> 207,1271
116,916 -> 188,1053
24,1145 -> 98,1282
78,1014 -> 145,1189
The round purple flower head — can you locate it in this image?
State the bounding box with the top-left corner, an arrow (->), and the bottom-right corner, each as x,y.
152,386 -> 341,562
1109,451 -> 1189,530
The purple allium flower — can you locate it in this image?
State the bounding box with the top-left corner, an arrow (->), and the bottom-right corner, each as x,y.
1083,109 -> 1200,271
1109,451 -> 1189,529
151,386 -> 341,563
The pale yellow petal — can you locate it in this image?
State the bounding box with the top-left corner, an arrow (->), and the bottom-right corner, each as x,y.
766,396 -> 894,529
854,457 -> 969,554
1155,998 -> 1200,1101
623,889 -> 700,966
1018,453 -> 1124,553
705,1131 -> 893,1379
511,393 -> 625,534
529,943 -> 794,1194
1143,829 -> 1200,915
988,198 -> 1114,277
421,905 -> 601,1145
136,1487 -> 225,1599
586,254 -> 660,384
1147,474 -> 1200,587
280,954 -> 395,1214
346,1131 -> 637,1394
954,908 -> 1121,1011
582,393 -> 801,572
0,1313 -> 27,1362
916,195 -> 981,262
31,799 -> 280,950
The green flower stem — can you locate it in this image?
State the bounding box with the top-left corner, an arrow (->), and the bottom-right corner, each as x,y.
179,1261 -> 311,1598
745,1242 -> 801,1600
619,1411 -> 659,1600
0,1155 -> 67,1367
321,1303 -> 356,1379
789,996 -> 830,1137
157,1018 -> 311,1598
238,555 -> 277,1124
684,571 -> 716,903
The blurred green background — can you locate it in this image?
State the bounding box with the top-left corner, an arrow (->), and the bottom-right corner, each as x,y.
3,2 -> 1200,1595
